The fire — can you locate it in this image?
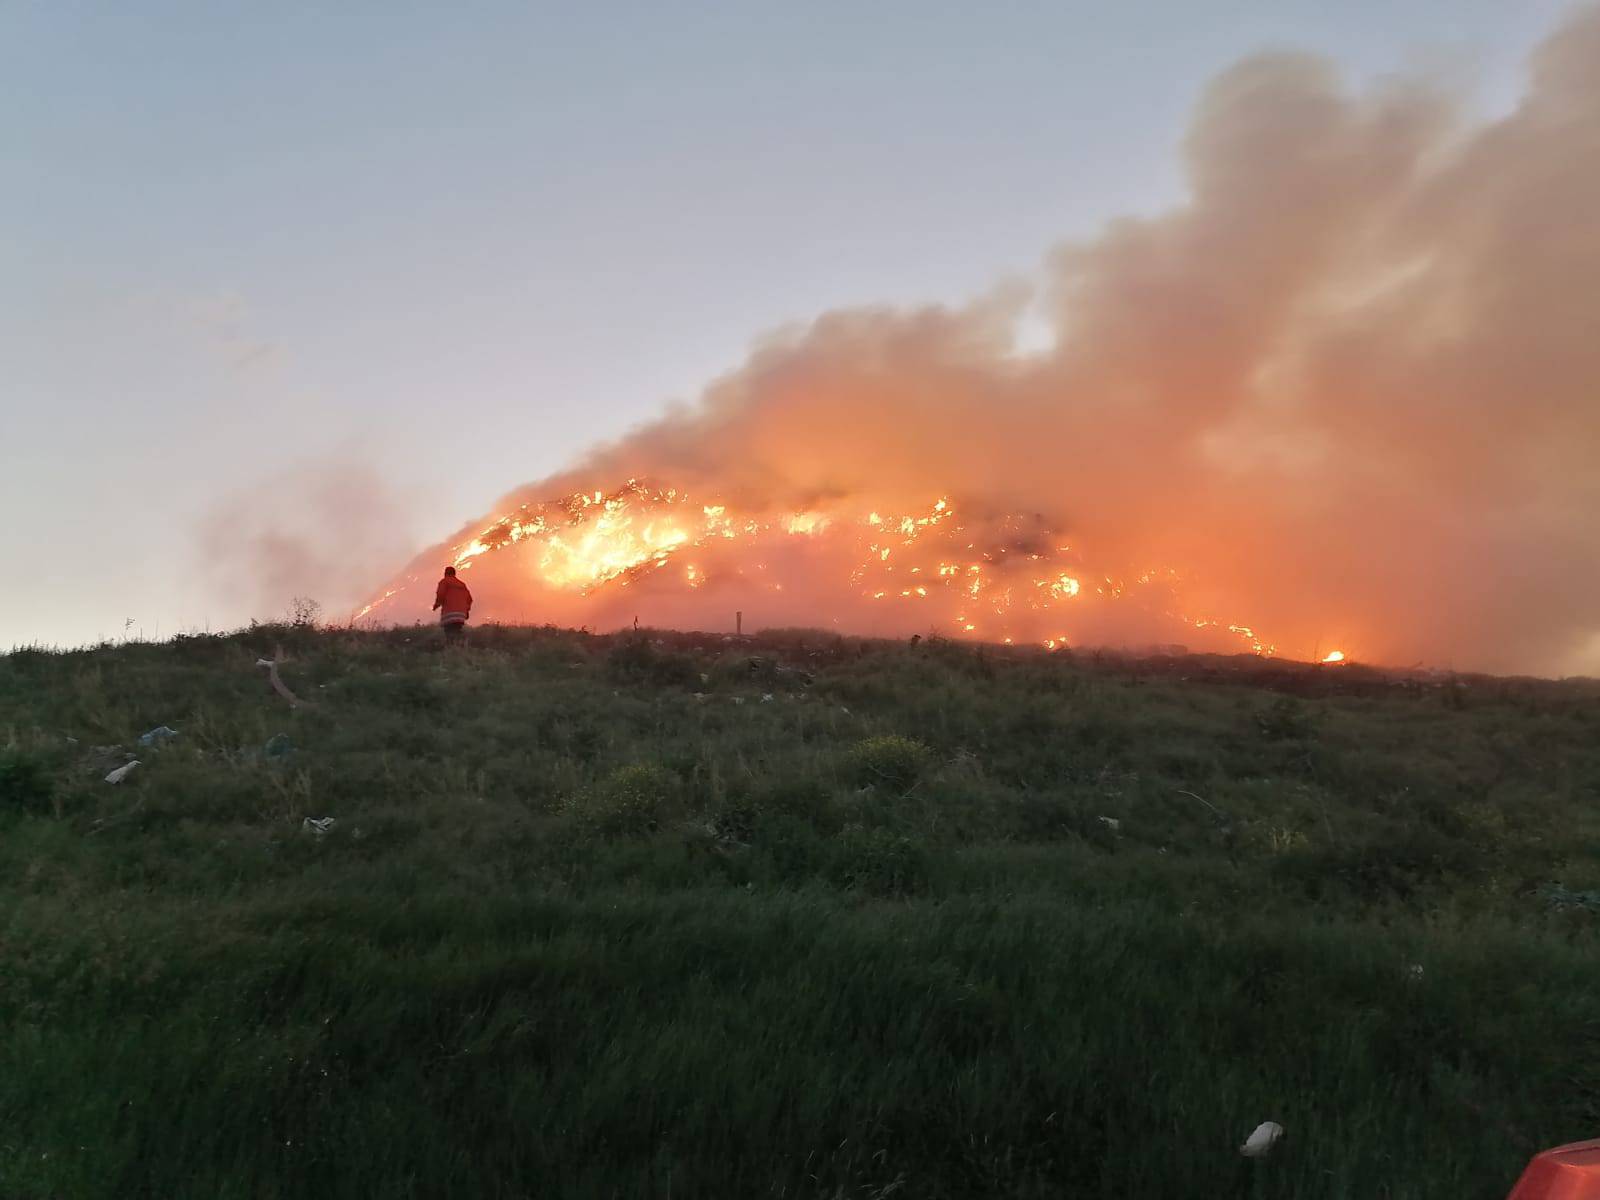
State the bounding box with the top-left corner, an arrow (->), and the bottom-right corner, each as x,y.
360,478 -> 1296,655
334,15 -> 1600,677
1322,650 -> 1347,664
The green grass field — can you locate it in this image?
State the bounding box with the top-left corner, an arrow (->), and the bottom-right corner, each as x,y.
4,624 -> 1599,1198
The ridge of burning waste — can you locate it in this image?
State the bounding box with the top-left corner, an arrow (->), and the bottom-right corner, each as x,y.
271,9 -> 1600,674
358,479 -> 1289,656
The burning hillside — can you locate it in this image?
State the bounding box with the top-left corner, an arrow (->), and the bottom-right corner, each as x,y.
359,479 -> 1278,653
361,9 -> 1600,675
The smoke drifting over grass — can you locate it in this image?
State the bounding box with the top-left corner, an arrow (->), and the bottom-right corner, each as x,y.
375,9 -> 1600,675
201,460 -> 417,623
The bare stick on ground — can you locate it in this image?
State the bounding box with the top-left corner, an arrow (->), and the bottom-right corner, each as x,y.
256,647 -> 307,708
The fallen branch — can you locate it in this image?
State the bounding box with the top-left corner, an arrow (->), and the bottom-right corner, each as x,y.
256,647 -> 307,709
1175,789 -> 1225,820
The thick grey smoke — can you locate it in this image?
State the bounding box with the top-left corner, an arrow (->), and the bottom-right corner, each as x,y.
380,8 -> 1600,675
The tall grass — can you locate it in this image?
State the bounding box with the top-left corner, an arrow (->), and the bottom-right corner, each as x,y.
2,625 -> 1598,1197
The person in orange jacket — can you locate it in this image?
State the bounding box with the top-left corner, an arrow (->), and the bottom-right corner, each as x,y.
433,566 -> 473,643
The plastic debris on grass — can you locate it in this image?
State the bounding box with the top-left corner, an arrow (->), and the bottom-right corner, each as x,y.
1240,1121 -> 1284,1158
302,817 -> 336,836
104,761 -> 141,784
138,726 -> 179,747
1541,883 -> 1600,913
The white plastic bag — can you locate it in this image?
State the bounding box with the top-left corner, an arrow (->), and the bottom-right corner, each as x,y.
104,761 -> 141,784
1240,1121 -> 1284,1158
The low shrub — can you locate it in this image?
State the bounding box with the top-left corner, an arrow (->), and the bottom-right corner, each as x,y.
753,776 -> 840,831
1257,695 -> 1315,741
1007,792 -> 1107,845
0,747 -> 55,816
843,735 -> 931,792
754,814 -> 830,882
605,637 -> 701,688
565,763 -> 680,836
831,824 -> 927,896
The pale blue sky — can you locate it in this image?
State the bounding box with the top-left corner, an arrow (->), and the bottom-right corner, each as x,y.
2,0 -> 1572,645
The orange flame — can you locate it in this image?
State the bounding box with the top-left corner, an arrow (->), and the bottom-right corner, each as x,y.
360,478 -> 1299,655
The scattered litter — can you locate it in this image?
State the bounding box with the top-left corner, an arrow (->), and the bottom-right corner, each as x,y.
1240,1121 -> 1284,1158
1540,883 -> 1600,913
138,725 -> 179,747
64,736 -> 79,746
691,693 -> 710,701
761,693 -> 775,703
264,733 -> 294,759
301,817 -> 336,836
1408,964 -> 1425,981
1098,816 -> 1121,832
838,706 -> 851,716
700,672 -> 711,684
731,697 -> 746,706
104,761 -> 141,784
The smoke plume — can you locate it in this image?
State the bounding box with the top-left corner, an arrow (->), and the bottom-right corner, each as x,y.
202,459 -> 417,623
370,9 -> 1600,675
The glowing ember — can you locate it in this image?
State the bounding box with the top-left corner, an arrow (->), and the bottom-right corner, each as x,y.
359,477 -> 1301,656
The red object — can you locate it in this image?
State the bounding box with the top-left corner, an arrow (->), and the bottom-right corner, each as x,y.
1508,1140 -> 1600,1199
434,574 -> 473,618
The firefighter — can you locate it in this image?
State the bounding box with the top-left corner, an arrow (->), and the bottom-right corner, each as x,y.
433,566 -> 473,644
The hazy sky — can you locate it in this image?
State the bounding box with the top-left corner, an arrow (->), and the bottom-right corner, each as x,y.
2,1 -> 1574,647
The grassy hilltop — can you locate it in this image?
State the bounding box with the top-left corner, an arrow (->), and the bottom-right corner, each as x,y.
3,624 -> 1599,1198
